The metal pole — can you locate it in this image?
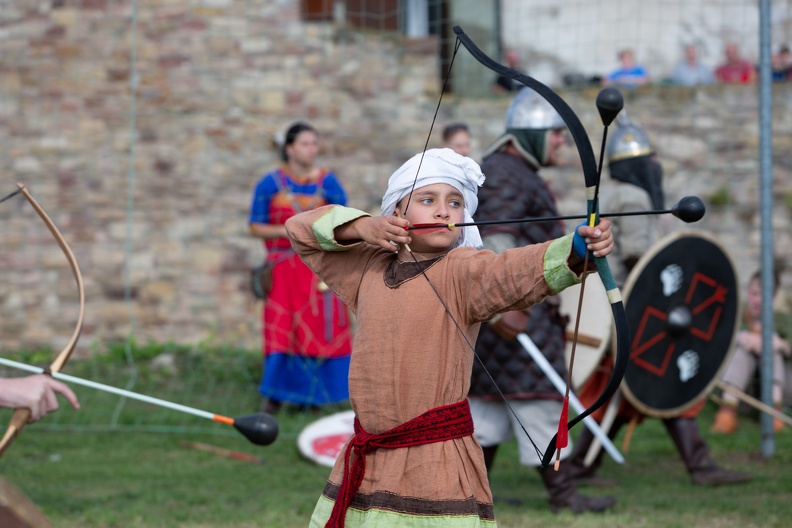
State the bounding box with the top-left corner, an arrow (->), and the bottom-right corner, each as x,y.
494,0 -> 503,62
758,0 -> 775,458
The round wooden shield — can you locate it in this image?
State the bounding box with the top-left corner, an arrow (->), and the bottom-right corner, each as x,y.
559,273 -> 613,390
297,410 -> 355,467
619,231 -> 740,417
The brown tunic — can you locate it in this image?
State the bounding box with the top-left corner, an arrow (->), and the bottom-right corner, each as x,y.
287,205 -> 576,525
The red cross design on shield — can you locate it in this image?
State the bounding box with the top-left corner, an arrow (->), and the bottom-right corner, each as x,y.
630,272 -> 729,377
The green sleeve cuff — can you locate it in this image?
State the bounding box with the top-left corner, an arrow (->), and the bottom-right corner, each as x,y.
543,234 -> 581,294
313,206 -> 371,251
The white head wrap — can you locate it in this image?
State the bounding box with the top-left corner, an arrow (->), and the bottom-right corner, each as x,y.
381,148 -> 485,249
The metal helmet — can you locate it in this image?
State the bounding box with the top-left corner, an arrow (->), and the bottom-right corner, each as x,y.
505,88 -> 565,130
607,112 -> 653,162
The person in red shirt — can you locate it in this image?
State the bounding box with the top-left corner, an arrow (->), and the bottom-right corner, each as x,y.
715,43 -> 756,84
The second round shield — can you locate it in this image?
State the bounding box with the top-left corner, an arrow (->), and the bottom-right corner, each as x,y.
620,231 -> 740,417
297,410 -> 355,467
559,273 -> 613,391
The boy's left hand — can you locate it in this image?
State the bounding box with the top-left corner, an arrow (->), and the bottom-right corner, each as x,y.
577,218 -> 613,257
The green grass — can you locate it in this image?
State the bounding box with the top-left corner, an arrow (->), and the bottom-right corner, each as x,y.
0,347 -> 790,527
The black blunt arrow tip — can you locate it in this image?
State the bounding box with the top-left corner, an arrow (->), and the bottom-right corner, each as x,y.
596,87 -> 624,126
234,413 -> 279,446
671,196 -> 706,223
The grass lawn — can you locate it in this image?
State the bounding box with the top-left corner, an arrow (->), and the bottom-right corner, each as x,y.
0,347 -> 789,527
2,403 -> 790,527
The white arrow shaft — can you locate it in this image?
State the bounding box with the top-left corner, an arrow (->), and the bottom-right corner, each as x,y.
0,357 -> 216,421
516,333 -> 625,464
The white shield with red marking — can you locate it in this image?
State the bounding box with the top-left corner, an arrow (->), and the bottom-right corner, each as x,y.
297,410 -> 355,467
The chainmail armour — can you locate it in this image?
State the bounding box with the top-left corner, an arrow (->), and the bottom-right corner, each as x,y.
469,151 -> 569,400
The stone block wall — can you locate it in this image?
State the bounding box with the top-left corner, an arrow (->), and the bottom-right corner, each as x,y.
1,1 -> 790,353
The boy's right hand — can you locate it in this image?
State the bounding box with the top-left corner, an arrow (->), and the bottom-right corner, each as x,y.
355,216 -> 412,252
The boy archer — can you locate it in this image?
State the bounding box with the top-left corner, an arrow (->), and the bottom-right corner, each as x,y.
286,148 -> 613,528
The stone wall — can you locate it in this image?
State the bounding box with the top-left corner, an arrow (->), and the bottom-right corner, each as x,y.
1,1 -> 791,353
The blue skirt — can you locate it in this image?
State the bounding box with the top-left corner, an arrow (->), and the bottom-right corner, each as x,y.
259,353 -> 350,405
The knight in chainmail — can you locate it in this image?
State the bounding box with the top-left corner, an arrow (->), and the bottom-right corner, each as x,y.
467,88 -> 617,514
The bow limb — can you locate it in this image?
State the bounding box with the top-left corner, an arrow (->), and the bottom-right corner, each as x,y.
0,183 -> 85,458
452,26 -> 630,470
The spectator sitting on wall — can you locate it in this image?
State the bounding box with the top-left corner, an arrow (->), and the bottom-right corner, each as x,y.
604,49 -> 650,89
715,43 -> 756,84
493,50 -> 525,93
772,44 -> 792,82
671,44 -> 714,86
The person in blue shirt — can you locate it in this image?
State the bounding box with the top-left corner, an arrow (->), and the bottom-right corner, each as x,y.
671,45 -> 715,86
605,49 -> 650,89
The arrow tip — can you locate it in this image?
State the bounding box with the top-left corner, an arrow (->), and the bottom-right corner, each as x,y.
596,87 -> 624,126
672,196 -> 706,223
234,413 -> 279,446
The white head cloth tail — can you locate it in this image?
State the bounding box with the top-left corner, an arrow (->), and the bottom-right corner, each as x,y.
381,148 -> 486,249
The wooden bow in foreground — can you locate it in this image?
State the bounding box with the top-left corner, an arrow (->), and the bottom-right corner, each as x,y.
0,183 -> 85,458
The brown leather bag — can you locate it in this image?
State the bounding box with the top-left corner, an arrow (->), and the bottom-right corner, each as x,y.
251,261 -> 274,300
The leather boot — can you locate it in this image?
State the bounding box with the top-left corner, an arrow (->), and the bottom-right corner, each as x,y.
538,463 -> 616,514
480,445 -> 524,506
481,445 -> 499,473
260,398 -> 282,415
663,417 -> 751,486
567,416 -> 627,485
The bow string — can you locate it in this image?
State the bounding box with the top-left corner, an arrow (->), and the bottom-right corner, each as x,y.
408,26 -> 630,471
0,183 -> 86,458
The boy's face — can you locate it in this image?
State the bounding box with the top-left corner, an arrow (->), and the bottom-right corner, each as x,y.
394,183 -> 465,253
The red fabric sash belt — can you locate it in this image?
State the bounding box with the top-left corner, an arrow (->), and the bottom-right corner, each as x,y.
325,399 -> 474,528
